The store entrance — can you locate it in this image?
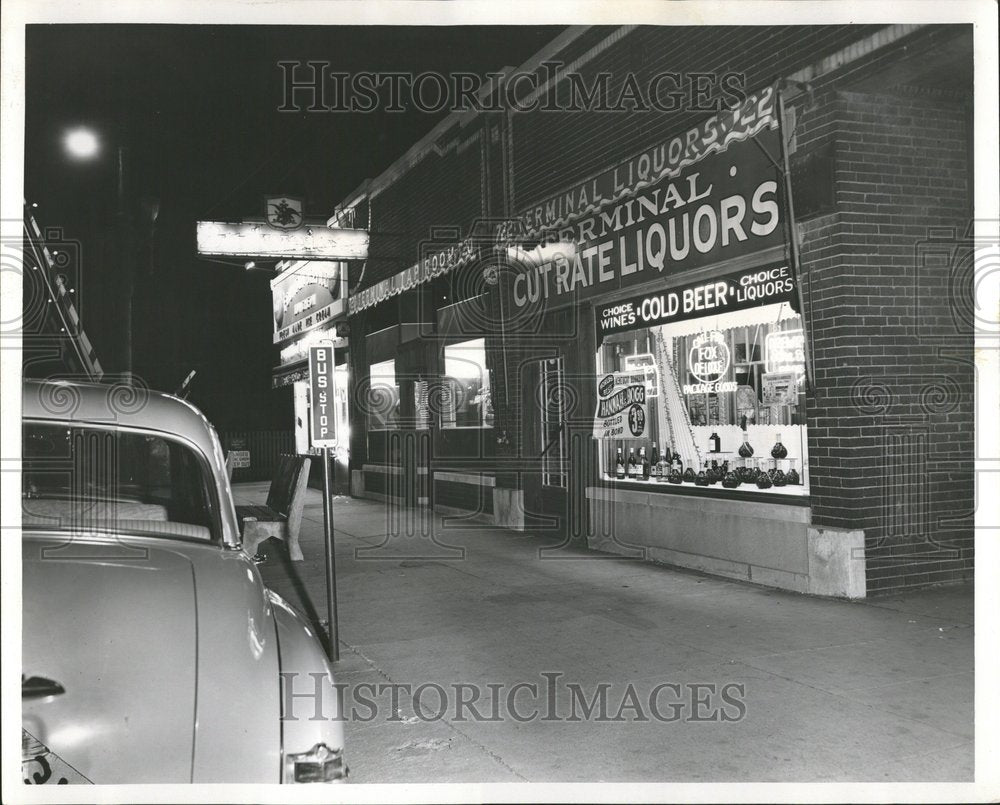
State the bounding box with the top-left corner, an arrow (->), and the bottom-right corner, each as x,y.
522,356 -> 569,536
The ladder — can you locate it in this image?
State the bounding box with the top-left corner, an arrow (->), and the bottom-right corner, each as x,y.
23,206 -> 104,381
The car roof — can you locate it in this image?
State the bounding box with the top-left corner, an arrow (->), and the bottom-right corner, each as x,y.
22,379 -> 219,448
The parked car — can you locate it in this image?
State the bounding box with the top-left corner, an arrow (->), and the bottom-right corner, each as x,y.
20,379 -> 346,784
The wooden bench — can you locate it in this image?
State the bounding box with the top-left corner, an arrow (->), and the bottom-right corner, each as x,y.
235,454 -> 311,561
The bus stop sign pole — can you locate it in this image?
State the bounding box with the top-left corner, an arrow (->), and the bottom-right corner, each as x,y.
308,343 -> 340,662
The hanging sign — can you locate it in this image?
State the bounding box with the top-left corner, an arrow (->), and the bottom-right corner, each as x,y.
593,371 -> 649,440
762,371 -> 799,405
308,343 -> 338,447
596,263 -> 797,343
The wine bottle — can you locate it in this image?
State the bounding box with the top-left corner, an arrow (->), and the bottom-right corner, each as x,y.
709,432 -> 721,453
695,460 -> 710,486
682,466 -> 696,483
640,447 -> 649,481
738,431 -> 754,459
627,448 -> 638,478
650,442 -> 660,480
615,447 -> 625,480
668,467 -> 683,484
657,448 -> 669,483
722,470 -> 740,489
771,433 -> 788,459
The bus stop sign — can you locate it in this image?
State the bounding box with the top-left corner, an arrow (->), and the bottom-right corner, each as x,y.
308,343 -> 337,447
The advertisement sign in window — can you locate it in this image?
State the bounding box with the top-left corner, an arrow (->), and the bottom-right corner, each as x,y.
593,371 -> 649,440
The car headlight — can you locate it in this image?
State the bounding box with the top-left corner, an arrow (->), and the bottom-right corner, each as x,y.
282,743 -> 347,783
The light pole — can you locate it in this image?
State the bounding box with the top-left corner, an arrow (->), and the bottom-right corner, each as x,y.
63,126 -> 135,381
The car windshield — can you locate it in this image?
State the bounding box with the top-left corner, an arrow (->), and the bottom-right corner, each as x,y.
22,422 -> 217,542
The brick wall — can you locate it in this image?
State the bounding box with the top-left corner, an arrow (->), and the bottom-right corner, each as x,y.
797,88 -> 973,595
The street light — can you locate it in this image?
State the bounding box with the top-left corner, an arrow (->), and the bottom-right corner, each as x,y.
63,127 -> 101,160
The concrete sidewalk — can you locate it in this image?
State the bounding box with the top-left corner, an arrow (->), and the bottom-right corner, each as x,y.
233,482 -> 974,783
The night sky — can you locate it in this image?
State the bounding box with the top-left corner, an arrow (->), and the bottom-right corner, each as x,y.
24,24 -> 561,430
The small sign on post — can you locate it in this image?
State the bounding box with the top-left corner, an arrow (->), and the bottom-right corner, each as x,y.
308,343 -> 338,447
308,342 -> 340,662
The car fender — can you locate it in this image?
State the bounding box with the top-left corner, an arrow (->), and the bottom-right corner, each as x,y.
267,591 -> 346,760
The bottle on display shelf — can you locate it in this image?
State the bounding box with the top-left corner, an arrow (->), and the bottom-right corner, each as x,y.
738,431 -> 754,459
709,432 -> 721,453
615,447 -> 625,480
650,442 -> 660,480
640,447 -> 650,481
722,469 -> 741,488
772,467 -> 787,487
771,433 -> 788,459
682,466 -> 696,483
756,460 -> 773,489
668,466 -> 683,484
695,460 -> 710,486
786,458 -> 800,486
656,446 -> 669,482
627,448 -> 638,478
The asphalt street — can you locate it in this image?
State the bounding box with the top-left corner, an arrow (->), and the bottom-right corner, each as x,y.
233,482 -> 974,783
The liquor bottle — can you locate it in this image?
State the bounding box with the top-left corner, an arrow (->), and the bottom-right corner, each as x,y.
709,432 -> 721,453
738,431 -> 754,459
756,463 -> 773,489
640,447 -> 650,481
657,447 -> 669,483
771,433 -> 788,459
627,448 -> 638,478
722,470 -> 740,489
786,458 -> 800,486
650,443 -> 660,480
668,467 -> 683,484
772,468 -> 787,487
695,460 -> 710,486
682,466 -> 696,483
615,447 -> 625,480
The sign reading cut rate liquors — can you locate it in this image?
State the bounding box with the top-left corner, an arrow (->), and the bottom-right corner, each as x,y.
593,371 -> 649,440
308,343 -> 338,447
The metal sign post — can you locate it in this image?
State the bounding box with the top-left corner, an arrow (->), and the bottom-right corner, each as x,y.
308,343 -> 340,662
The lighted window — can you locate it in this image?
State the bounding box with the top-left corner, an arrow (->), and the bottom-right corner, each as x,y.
368,359 -> 400,430
441,338 -> 494,429
596,301 -> 808,493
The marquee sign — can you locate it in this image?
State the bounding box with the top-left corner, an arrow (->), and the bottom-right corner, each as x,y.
595,263 -> 797,343
196,221 -> 368,260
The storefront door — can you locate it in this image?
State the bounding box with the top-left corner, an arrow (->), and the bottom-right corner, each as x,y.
522,357 -> 569,535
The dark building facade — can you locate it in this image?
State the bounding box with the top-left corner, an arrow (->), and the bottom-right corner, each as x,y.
327,24 -> 974,597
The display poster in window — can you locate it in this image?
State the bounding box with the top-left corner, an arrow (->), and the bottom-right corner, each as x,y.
623,352 -> 659,398
762,371 -> 798,405
593,371 -> 649,440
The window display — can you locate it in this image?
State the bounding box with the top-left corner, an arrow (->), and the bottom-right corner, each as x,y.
441,338 -> 494,429
596,299 -> 808,494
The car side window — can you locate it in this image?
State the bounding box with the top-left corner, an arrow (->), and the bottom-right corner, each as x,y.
22,423 -> 218,542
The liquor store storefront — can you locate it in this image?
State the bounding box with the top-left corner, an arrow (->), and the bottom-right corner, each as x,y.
504,86 -> 864,598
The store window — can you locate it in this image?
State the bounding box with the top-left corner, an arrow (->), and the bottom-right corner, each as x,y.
596,301 -> 808,494
368,358 -> 401,430
441,338 -> 494,429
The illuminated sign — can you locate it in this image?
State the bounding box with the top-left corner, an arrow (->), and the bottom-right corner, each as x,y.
765,329 -> 805,375
684,330 -> 737,395
271,261 -> 345,344
196,221 -> 368,260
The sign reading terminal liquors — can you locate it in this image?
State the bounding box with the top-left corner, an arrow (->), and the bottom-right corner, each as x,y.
505,86 -> 786,314
596,263 -> 797,343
